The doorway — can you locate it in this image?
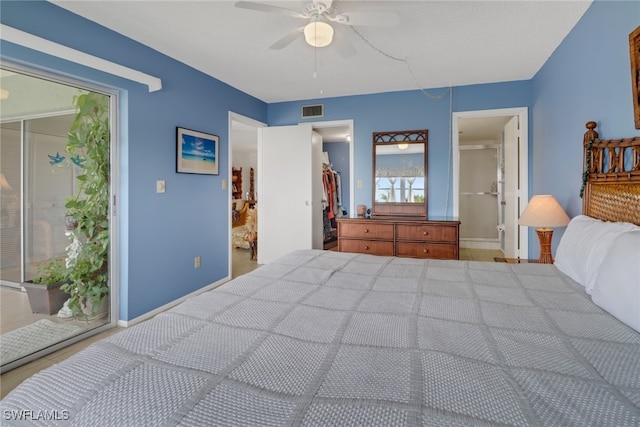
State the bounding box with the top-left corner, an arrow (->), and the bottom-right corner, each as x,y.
228,113 -> 264,278
228,115 -> 354,270
452,108 -> 528,259
0,65 -> 116,372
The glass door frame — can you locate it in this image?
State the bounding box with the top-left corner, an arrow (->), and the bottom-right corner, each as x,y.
0,61 -> 119,372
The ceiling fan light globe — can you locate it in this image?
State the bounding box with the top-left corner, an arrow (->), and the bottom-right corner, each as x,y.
304,21 -> 334,47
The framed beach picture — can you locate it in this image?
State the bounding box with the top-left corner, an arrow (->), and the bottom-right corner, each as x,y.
176,127 -> 219,175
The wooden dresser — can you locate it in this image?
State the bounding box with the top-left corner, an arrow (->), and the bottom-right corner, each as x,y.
337,217 -> 460,260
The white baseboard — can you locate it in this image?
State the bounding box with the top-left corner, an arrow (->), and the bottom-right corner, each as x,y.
117,275 -> 230,327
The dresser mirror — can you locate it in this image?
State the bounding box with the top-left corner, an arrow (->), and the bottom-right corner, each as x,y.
372,130 -> 428,218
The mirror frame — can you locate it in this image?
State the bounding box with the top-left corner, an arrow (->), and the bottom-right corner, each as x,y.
372,129 -> 428,218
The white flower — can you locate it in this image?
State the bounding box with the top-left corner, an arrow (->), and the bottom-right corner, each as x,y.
65,230 -> 82,268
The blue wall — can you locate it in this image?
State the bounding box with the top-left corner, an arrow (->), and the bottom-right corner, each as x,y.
269,82 -> 532,219
0,1 -> 267,321
2,0 -> 636,319
531,0 -> 640,256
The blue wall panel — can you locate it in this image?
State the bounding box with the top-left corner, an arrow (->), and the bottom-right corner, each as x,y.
1,0 -> 267,320
269,82 -> 532,218
531,0 -> 640,255
2,0 -> 636,319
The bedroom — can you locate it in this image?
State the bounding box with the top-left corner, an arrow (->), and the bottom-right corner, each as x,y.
0,0 -> 639,424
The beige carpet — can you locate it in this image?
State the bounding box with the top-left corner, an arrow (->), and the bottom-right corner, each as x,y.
1,319 -> 84,365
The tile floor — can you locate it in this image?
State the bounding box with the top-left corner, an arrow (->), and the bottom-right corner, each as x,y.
1,247 -> 499,399
459,247 -> 505,262
0,287 -> 107,334
232,247 -> 259,278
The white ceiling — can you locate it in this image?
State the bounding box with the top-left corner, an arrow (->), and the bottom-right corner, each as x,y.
50,0 -> 592,104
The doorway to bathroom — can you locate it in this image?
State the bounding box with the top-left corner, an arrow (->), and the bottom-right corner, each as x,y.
452,108 -> 529,259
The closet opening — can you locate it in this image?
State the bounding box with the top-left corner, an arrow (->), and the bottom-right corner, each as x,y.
312,120 -> 354,252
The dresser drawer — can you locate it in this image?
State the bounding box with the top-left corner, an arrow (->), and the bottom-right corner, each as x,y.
396,224 -> 458,242
396,242 -> 458,259
338,222 -> 394,240
339,239 -> 395,256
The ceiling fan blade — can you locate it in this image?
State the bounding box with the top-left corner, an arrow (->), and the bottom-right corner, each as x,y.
332,11 -> 400,27
331,28 -> 356,58
235,1 -> 306,19
269,27 -> 304,50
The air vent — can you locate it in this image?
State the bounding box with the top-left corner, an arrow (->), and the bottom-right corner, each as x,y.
302,104 -> 324,118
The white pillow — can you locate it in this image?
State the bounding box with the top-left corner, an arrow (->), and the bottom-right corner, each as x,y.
591,230 -> 640,333
554,215 -> 639,293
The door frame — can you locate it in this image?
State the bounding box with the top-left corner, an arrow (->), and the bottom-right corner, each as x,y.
306,119 -> 355,217
452,107 -> 528,258
227,112 -> 266,275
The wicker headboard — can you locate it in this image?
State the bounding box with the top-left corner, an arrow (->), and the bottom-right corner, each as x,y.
582,121 -> 640,225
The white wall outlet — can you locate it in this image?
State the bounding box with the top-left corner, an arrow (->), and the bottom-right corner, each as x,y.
221,179 -> 227,190
156,180 -> 166,193
194,256 -> 201,268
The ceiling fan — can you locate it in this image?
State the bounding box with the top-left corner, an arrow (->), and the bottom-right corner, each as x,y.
235,0 -> 399,58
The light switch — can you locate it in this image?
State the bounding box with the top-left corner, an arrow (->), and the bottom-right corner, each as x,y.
222,179 -> 227,190
357,179 -> 363,189
156,180 -> 166,193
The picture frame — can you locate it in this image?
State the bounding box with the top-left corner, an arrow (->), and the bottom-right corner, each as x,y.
176,127 -> 219,175
630,25 -> 640,129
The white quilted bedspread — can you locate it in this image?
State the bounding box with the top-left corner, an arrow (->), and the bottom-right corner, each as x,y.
2,250 -> 639,426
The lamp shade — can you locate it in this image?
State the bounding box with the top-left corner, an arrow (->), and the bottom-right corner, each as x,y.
518,195 -> 570,228
304,21 -> 334,47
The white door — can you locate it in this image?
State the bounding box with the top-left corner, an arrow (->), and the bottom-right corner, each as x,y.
503,116 -> 519,257
257,124 -> 323,264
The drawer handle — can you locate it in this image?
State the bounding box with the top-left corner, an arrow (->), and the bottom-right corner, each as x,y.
423,249 -> 429,254
423,231 -> 429,236
364,228 -> 369,233
364,245 -> 370,250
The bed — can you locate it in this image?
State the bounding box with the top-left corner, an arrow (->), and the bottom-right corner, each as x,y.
2,122 -> 639,426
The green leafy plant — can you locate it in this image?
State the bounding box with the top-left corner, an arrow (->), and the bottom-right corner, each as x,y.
60,92 -> 110,318
32,258 -> 67,285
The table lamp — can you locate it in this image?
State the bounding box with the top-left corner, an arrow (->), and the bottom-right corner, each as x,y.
518,195 -> 570,264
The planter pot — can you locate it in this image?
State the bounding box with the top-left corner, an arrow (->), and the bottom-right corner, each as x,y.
22,280 -> 69,315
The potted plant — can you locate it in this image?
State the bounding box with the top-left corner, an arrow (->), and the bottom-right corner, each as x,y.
60,91 -> 110,319
22,258 -> 69,315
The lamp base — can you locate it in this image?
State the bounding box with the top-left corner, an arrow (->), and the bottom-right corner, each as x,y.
535,228 -> 554,264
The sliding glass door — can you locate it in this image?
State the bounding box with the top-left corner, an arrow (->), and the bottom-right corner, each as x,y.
1,115 -> 76,285
0,66 -> 115,371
